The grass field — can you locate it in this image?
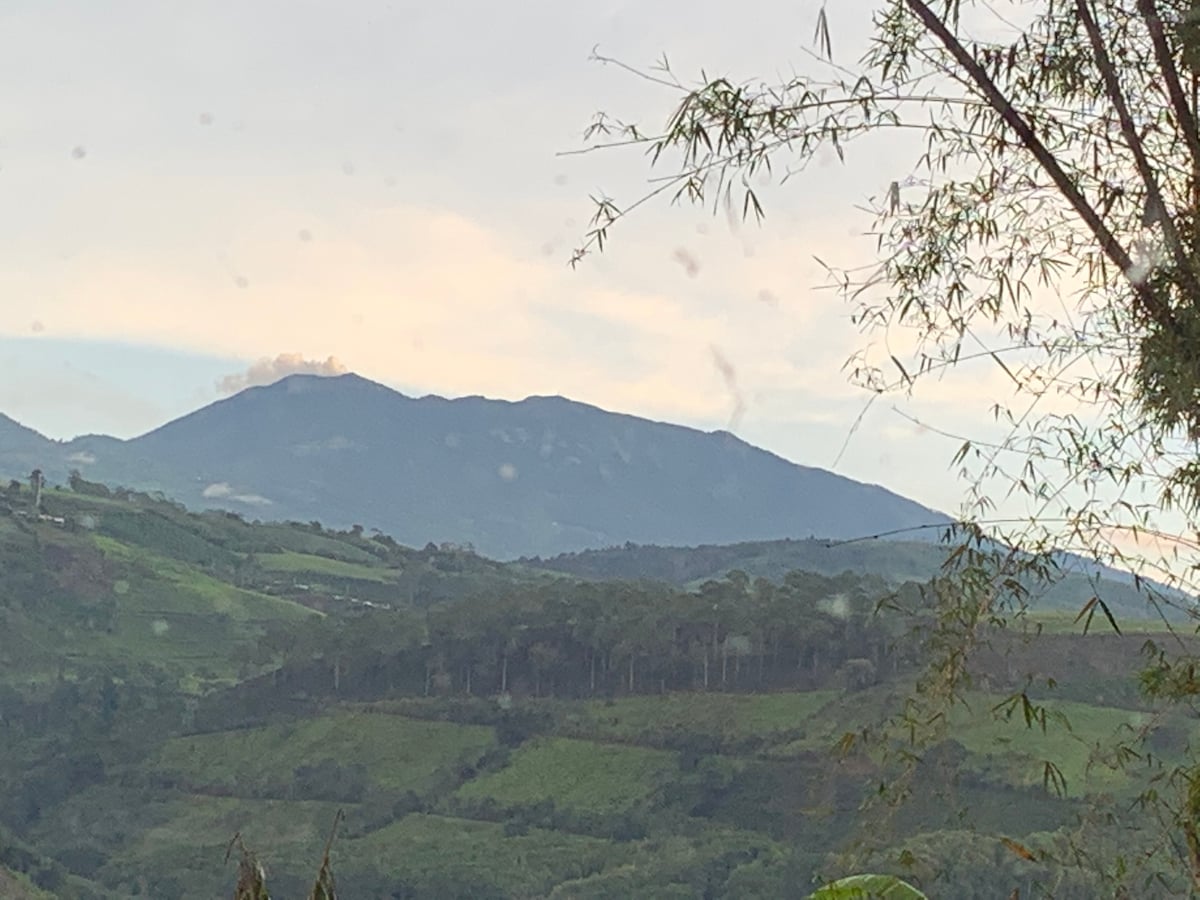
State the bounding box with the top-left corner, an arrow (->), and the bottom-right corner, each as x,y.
93,537 -> 311,620
64,535 -> 316,681
0,529 -> 317,686
153,711 -> 496,796
457,736 -> 677,814
950,692 -> 1154,796
133,797 -> 346,860
256,551 -> 393,583
249,523 -> 384,564
1024,608 -> 1179,635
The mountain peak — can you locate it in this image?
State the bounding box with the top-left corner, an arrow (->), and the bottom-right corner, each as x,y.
264,371 -> 391,393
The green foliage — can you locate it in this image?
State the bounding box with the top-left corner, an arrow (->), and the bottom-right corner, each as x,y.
567,2 -> 1200,888
9,485 -> 1200,896
87,507 -> 240,570
0,826 -> 75,898
456,736 -> 677,815
255,552 -> 391,583
807,874 -> 927,900
0,866 -> 57,900
152,712 -> 495,798
569,690 -> 839,754
341,814 -> 634,897
536,539 -> 1172,619
906,691 -> 1161,799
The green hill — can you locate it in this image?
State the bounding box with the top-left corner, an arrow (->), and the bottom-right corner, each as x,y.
0,483 -> 554,689
2,481 -> 1196,897
0,495 -> 315,689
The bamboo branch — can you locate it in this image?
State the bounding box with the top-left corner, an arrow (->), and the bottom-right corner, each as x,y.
1137,0 -> 1200,168
903,0 -> 1181,335
1076,0 -> 1200,301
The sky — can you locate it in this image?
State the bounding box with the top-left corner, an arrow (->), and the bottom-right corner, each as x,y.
0,0 -> 1031,520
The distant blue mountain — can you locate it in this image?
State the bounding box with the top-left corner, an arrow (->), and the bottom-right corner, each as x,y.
0,373 -> 951,559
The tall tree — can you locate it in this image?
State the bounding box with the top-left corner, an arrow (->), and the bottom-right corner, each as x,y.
574,0 -> 1200,592
28,470 -> 43,511
572,0 -> 1200,888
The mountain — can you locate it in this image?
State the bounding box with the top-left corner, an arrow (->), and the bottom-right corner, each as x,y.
0,373 -> 950,559
0,415 -> 59,479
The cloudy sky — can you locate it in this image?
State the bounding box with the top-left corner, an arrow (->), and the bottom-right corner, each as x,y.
0,0 -> 1023,519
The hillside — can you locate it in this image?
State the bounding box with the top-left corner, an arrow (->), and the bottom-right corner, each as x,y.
527,538 -> 1181,620
0,867 -> 54,900
2,480 -> 1195,897
0,372 -> 949,559
0,481 -> 552,691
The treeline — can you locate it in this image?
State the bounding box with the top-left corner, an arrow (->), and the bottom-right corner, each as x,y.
208,569 -> 930,725
523,537 -> 951,587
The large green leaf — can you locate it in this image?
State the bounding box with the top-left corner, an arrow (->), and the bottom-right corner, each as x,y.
806,874 -> 929,900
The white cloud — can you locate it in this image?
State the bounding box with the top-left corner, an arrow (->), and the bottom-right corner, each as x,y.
201,481 -> 271,505
217,353 -> 349,395
231,493 -> 272,506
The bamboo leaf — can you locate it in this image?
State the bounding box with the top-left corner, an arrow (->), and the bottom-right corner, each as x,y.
807,873 -> 928,899
813,5 -> 833,60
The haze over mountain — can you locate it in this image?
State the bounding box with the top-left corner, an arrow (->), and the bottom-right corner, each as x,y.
0,373 -> 949,559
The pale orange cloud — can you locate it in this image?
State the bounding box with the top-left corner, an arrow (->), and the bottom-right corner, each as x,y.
0,186 -> 876,430
217,353 -> 349,394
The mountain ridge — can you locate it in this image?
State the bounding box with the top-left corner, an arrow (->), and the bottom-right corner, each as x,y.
1,372 -> 950,559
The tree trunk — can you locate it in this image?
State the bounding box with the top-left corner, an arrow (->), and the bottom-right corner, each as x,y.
589,653 -> 597,694
628,655 -> 635,693
501,654 -> 508,693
